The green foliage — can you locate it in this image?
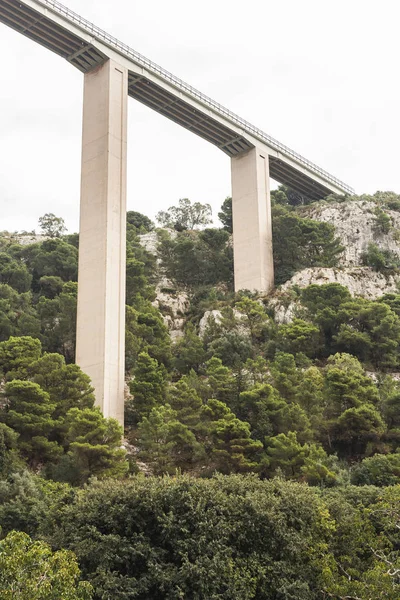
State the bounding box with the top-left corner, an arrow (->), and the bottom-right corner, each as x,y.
21,238 -> 78,287
38,213 -> 67,238
332,405 -> 385,459
351,452 -> 400,486
159,228 -> 233,289
0,470 -> 71,537
218,196 -> 233,232
208,330 -> 254,369
127,352 -> 167,424
156,198 -> 212,230
0,252 -> 32,293
361,241 -> 400,272
373,206 -> 392,234
172,324 -> 206,374
0,336 -> 126,484
0,423 -> 22,477
263,431 -> 337,485
137,404 -> 203,474
323,353 -> 379,418
48,475 -> 333,599
234,296 -> 271,343
125,298 -> 171,371
126,210 -> 154,232
57,408 -> 128,485
272,205 -> 344,284
0,336 -> 42,379
277,318 -> 321,357
0,530 -> 92,599
2,380 -> 61,467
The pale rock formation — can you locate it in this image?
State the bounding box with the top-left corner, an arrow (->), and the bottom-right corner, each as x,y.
152,290 -> 189,342
199,310 -> 224,336
305,200 -> 400,266
198,308 -> 249,337
1,232 -> 49,246
270,266 -> 400,324
138,229 -> 176,254
281,266 -> 399,298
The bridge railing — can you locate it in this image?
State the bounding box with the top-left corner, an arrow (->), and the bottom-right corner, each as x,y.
35,0 -> 354,194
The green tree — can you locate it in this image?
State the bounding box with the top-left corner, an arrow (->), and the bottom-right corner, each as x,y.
167,379 -> 203,428
156,198 -> 212,230
323,353 -> 379,420
126,210 -> 154,232
295,366 -> 324,428
264,432 -> 337,485
270,352 -> 302,402
172,324 -> 206,374
159,229 -> 233,289
0,530 -> 92,600
333,298 -> 400,368
57,408 -> 127,484
0,286 -> 40,342
202,401 -> 263,473
125,298 -> 171,369
301,283 -> 351,352
206,356 -> 236,404
277,318 -> 321,357
2,380 -> 61,467
235,296 -> 271,343
31,353 -> 94,419
272,205 -> 343,284
361,242 -> 400,272
351,453 -> 400,486
47,475 -> 335,599
38,275 -> 64,299
218,196 -> 233,232
373,206 -> 392,234
127,352 -> 167,424
0,253 -> 32,293
208,330 -> 253,369
332,405 -> 385,459
137,404 -> 203,474
379,292 -> 400,316
37,281 -> 77,361
0,336 -> 42,380
0,423 -> 22,477
38,213 -> 67,238
237,383 -> 311,444
21,239 -> 78,288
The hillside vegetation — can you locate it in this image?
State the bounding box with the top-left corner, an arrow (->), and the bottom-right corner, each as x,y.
2,190 -> 400,598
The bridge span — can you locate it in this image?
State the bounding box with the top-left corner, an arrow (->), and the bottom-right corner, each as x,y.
0,0 -> 354,425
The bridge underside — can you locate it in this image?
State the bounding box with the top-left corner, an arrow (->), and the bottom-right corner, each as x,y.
0,0 -> 340,200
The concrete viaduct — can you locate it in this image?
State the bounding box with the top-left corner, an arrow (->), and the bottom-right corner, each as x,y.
0,0 -> 354,426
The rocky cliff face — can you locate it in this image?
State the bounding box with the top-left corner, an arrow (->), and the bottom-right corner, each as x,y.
139,230 -> 188,341
303,200 -> 400,266
139,201 -> 400,332
268,200 -> 400,322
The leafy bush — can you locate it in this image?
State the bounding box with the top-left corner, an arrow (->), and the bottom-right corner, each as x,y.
361,242 -> 400,272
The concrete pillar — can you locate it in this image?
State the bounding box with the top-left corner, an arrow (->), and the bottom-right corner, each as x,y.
231,146 -> 274,292
76,59 -> 128,427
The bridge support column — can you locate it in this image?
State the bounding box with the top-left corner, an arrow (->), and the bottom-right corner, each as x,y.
231,147 -> 274,292
76,59 -> 128,427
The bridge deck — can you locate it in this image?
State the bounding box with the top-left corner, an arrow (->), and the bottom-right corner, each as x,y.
0,0 -> 354,199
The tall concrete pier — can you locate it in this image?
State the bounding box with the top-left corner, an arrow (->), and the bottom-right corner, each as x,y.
76,59 -> 128,423
231,147 -> 273,292
0,0 -> 355,426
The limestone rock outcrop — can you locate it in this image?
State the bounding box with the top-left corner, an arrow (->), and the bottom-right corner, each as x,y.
304,200 -> 400,266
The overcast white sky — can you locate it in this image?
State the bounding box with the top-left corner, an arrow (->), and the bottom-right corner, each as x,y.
1,0 -> 399,234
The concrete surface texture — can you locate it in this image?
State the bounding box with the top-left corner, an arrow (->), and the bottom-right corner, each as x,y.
75,59 -> 128,425
231,147 -> 274,292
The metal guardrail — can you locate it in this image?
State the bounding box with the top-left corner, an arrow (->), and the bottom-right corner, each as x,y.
35,0 -> 354,194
